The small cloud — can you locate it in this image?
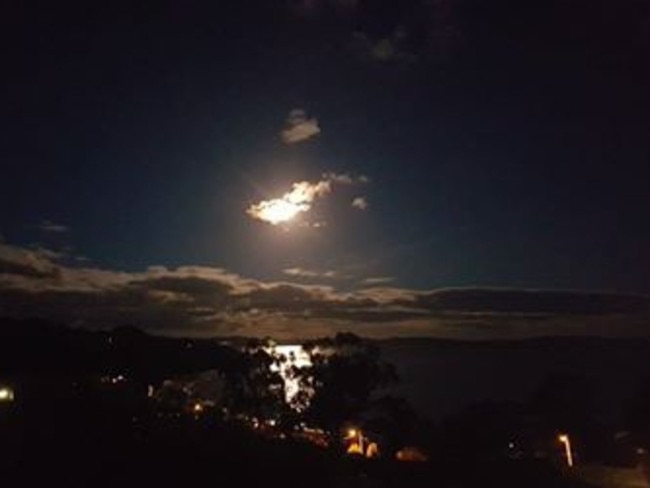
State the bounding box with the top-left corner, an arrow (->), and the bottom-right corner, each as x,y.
0,243 -> 61,278
361,276 -> 395,286
283,267 -> 338,280
372,39 -> 396,61
283,267 -> 320,278
38,220 -> 68,233
350,31 -> 417,64
147,265 -> 169,274
281,109 -> 321,144
322,172 -> 369,185
324,173 -> 352,185
352,197 -> 368,210
32,247 -> 67,260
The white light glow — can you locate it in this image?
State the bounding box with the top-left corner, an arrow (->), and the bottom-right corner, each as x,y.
0,387 -> 14,402
247,180 -> 330,225
558,433 -> 574,467
251,198 -> 306,225
247,173 -> 368,226
268,345 -> 313,408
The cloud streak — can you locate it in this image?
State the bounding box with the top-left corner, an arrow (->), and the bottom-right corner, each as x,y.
283,267 -> 338,279
38,220 -> 69,233
361,276 -> 394,285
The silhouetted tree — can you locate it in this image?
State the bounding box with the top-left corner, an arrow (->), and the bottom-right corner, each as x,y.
364,394 -> 429,455
298,333 -> 398,433
222,338 -> 289,422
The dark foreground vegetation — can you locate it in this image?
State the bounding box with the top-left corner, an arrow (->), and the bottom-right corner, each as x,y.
1,318 -> 648,487
2,406 -> 594,488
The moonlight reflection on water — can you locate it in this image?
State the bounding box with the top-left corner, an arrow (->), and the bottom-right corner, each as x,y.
269,344 -> 313,408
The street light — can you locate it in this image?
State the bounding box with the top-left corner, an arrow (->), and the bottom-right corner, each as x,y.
346,428 -> 365,455
558,433 -> 574,467
0,386 -> 14,403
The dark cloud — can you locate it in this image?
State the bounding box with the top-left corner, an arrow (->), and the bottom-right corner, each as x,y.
0,244 -> 61,279
131,275 -> 233,305
0,242 -> 648,340
282,0 -> 463,63
300,307 -> 430,323
409,288 -> 650,316
287,0 -> 359,17
341,0 -> 462,62
285,0 -> 649,67
349,32 -> 416,63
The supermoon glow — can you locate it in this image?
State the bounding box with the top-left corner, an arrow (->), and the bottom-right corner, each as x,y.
251,198 -> 306,225
247,175 -> 367,226
247,179 -> 332,225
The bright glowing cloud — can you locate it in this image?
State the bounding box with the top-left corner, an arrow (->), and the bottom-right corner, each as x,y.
248,197 -> 306,225
247,173 -> 367,225
247,180 -> 331,225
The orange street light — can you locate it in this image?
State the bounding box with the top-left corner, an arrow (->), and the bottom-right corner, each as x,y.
346,427 -> 365,456
558,433 -> 574,467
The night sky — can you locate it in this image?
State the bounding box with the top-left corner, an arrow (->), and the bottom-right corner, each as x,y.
1,0 -> 649,339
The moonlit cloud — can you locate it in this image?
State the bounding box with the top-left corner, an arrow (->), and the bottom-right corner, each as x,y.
247,180 -> 331,225
247,173 -> 368,225
352,197 -> 368,210
361,276 -> 394,285
284,267 -> 319,278
283,267 -> 338,279
0,243 -> 61,278
281,109 -> 321,144
1,241 -> 648,340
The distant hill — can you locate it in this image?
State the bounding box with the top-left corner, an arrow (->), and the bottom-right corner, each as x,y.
379,336 -> 650,421
0,317 -> 237,383
3,317 -> 649,423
